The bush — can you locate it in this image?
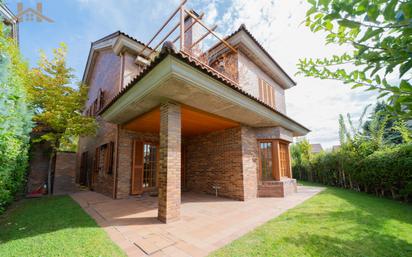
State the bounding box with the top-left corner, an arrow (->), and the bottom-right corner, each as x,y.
293,143 -> 412,202
0,23 -> 32,213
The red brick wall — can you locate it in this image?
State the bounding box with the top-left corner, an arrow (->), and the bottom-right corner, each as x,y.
185,127 -> 245,200
76,50 -> 122,198
54,152 -> 77,194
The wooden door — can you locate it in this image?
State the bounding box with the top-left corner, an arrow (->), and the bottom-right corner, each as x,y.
91,147 -> 100,190
279,142 -> 289,178
79,152 -> 88,186
131,140 -> 144,195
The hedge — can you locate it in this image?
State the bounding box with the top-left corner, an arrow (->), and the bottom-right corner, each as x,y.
293,144 -> 412,202
0,23 -> 32,213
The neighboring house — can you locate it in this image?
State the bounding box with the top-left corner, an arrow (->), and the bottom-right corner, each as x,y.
310,143 -> 323,154
0,3 -> 18,42
76,8 -> 310,223
332,145 -> 341,152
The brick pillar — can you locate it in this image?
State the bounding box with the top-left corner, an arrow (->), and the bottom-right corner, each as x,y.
158,102 -> 181,223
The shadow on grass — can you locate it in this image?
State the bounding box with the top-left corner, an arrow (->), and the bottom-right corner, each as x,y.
282,187 -> 412,256
281,233 -> 412,257
0,196 -> 98,243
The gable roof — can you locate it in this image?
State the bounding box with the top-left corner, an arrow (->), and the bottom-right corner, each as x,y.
16,8 -> 54,22
81,31 -> 152,84
0,3 -> 17,22
208,24 -> 296,89
99,43 -> 310,134
310,143 -> 323,153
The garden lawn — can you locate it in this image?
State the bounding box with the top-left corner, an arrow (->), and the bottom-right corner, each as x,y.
0,196 -> 125,257
211,182 -> 412,257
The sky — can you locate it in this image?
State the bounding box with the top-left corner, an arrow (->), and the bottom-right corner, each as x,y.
5,0 -> 378,149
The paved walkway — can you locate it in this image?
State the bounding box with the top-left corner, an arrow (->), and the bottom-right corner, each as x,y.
71,186 -> 323,257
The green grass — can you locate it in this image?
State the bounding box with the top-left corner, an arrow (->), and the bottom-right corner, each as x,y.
211,182 -> 412,257
0,196 -> 125,257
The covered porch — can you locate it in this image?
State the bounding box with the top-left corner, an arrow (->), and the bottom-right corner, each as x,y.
101,52 -> 309,223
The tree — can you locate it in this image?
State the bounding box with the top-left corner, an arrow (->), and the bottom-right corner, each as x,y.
297,0 -> 412,118
0,22 -> 32,212
29,44 -> 96,195
363,101 -> 411,144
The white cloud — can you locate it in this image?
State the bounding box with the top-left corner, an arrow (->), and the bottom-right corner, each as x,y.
210,0 -> 378,148
69,0 -> 378,148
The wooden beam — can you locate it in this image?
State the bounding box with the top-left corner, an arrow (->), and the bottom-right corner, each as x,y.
171,12 -> 204,44
188,24 -> 217,50
148,21 -> 180,57
137,0 -> 187,57
180,5 -> 185,50
184,9 -> 237,53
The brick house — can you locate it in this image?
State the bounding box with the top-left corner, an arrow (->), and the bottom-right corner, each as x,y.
76,8 -> 309,223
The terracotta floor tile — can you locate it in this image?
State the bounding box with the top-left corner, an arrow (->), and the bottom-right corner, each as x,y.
71,186 -> 323,256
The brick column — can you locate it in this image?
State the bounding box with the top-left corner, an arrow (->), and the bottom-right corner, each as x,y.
158,102 -> 181,223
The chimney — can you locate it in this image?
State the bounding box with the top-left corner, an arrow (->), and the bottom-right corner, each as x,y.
36,2 -> 42,22
184,10 -> 203,55
17,2 -> 23,15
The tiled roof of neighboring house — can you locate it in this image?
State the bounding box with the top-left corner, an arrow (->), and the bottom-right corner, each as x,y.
208,24 -> 296,86
0,3 -> 17,21
332,145 -> 341,151
310,143 -> 323,153
98,42 -> 310,132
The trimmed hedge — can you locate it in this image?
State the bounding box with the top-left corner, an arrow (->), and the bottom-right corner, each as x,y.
293,144 -> 412,202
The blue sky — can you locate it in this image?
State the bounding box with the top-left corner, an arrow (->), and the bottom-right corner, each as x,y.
5,0 -> 378,148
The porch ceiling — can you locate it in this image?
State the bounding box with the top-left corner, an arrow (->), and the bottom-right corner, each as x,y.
122,105 -> 239,136
101,54 -> 309,136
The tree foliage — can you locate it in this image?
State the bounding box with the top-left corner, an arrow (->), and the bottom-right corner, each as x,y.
29,44 -> 96,149
292,102 -> 412,202
297,0 -> 412,118
0,23 -> 33,213
29,44 -> 97,193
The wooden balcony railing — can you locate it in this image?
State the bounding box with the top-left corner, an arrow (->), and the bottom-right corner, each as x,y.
137,0 -> 239,85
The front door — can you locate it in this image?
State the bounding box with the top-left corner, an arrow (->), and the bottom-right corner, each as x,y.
131,141 -> 158,195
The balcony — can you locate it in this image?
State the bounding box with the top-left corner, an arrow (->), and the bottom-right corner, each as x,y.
136,0 -> 239,86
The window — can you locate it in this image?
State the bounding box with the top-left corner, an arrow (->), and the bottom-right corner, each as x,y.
94,142 -> 115,175
258,78 -> 275,108
143,143 -> 157,188
258,140 -> 291,181
259,142 -> 274,180
84,89 -> 105,117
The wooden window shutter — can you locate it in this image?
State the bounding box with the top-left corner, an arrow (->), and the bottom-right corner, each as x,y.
258,78 -> 276,109
105,142 -> 114,174
131,140 -> 144,195
99,90 -> 105,110
94,147 -> 100,173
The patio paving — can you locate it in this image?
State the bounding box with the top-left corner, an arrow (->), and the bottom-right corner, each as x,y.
71,186 -> 323,257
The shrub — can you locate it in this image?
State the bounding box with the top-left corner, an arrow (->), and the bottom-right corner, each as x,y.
293,143 -> 412,202
0,23 -> 33,213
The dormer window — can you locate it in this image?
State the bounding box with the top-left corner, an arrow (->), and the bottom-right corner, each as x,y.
258,78 -> 275,109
